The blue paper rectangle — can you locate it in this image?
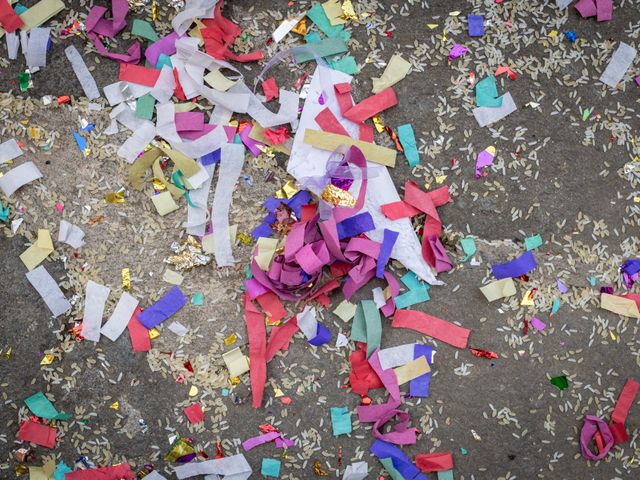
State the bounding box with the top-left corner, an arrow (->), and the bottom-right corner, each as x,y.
337,212 -> 375,240
491,251 -> 537,279
376,229 -> 399,279
468,14 -> 484,37
410,344 -> 433,397
138,286 -> 187,329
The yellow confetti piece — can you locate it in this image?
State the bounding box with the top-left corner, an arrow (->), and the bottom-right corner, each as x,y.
40,353 -> 54,365
148,328 -> 160,340
435,175 -> 447,184
426,23 -> 439,30
372,115 -> 385,133
610,330 -> 617,341
230,376 -> 241,386
151,0 -> 158,20
110,401 -> 119,410
189,386 -> 199,397
266,317 -> 281,327
549,30 -> 558,37
282,180 -> 298,199
5,346 -> 12,360
634,197 -> 640,203
341,0 -> 358,22
291,17 -> 307,35
274,387 -> 284,398
224,333 -> 237,345
152,177 -> 166,191
122,268 -> 131,290
521,289 -> 534,306
237,233 -> 252,246
321,184 -> 356,207
228,120 -> 239,127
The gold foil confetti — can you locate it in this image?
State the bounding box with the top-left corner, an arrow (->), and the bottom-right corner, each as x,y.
152,177 -> 166,191
237,233 -> 252,246
321,184 -> 356,207
149,328 -> 160,339
291,17 -> 307,35
104,191 -> 126,203
87,215 -> 104,225
122,268 -> 131,290
230,376 -> 241,386
435,175 -> 448,184
151,0 -> 158,20
341,0 -> 358,21
224,333 -> 237,345
165,236 -> 212,271
164,437 -> 195,462
274,180 -> 299,199
313,460 -> 329,476
40,353 -> 54,365
372,115 -> 385,133
5,346 -> 12,360
110,401 -> 120,410
610,330 -> 617,341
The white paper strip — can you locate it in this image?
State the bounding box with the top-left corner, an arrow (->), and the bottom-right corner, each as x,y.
287,66 -> 439,285
117,122 -> 157,163
26,266 -> 71,317
600,42 -> 637,87
185,162 -> 215,236
6,32 -> 19,60
211,144 -> 244,266
25,27 -> 50,69
168,321 -> 188,336
64,45 -> 100,100
473,92 -> 517,127
378,344 -> 416,370
111,103 -> 154,132
272,13 -> 305,43
343,462 -> 368,480
100,292 -> 139,341
210,105 -> 233,125
372,287 -> 386,308
81,280 -> 111,342
172,0 -> 217,36
150,65 -> 176,103
0,161 -> 43,197
230,82 -> 299,128
174,454 -> 252,480
0,139 -> 23,163
104,82 -> 128,106
296,305 -> 318,340
58,220 -> 85,249
141,472 -> 167,480
556,0 -> 573,8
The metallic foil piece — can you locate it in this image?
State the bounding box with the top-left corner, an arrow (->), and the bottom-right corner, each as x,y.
152,177 -> 166,191
165,236 -> 212,271
341,0 -> 358,22
151,0 -> 158,20
149,328 -> 160,339
275,180 -> 299,199
5,346 -> 12,360
321,183 -> 356,207
291,17 -> 307,35
384,126 -> 404,153
164,437 -> 195,462
40,353 -> 54,365
237,233 -> 252,246
224,333 -> 237,345
104,191 -> 126,203
270,203 -> 296,235
372,115 -> 385,133
110,401 -> 120,410
122,268 -> 131,289
87,215 -> 104,225
313,460 -> 329,476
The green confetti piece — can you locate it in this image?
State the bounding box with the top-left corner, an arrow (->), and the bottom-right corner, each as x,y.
131,19 -> 159,42
524,234 -> 543,251
261,458 -> 281,478
550,375 -> 568,390
306,3 -> 351,41
25,391 -> 71,420
475,75 -> 503,107
397,124 -> 420,167
19,72 -> 30,91
379,457 -> 404,480
135,93 -> 156,120
551,297 -> 561,314
438,471 -> 454,480
582,107 -> 592,121
459,236 -> 477,262
330,407 -> 352,435
156,53 -> 173,70
191,293 -> 204,306
294,37 -> 348,63
328,55 -> 359,74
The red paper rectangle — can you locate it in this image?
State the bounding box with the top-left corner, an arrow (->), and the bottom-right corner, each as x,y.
300,203 -> 317,222
315,108 -> 350,136
359,124 -> 374,142
392,309 -> 470,348
262,77 -> 279,101
611,379 -> 640,425
335,88 -> 354,117
245,295 -> 267,408
17,420 -> 57,448
266,317 -> 299,362
119,63 -> 161,87
183,403 -> 205,424
334,82 -> 351,94
415,452 -> 454,472
344,87 -> 398,123
128,306 -> 151,353
256,291 -> 286,322
0,0 -> 24,33
381,201 -> 421,220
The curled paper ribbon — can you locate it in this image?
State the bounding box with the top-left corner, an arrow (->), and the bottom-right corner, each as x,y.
580,415 -> 614,461
372,409 -> 418,445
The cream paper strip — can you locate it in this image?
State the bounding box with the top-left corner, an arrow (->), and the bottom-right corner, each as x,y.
26,265 -> 71,317
185,162 -> 215,236
81,280 -> 111,342
64,45 -> 100,100
100,292 -> 139,341
211,144 -> 244,266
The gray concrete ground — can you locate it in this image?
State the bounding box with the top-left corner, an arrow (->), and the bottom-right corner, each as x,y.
1,1 -> 640,479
